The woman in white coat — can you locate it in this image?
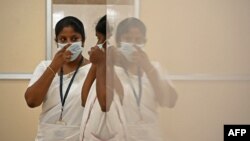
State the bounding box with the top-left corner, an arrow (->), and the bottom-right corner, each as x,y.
24,16 -> 90,141
113,17 -> 178,141
80,15 -> 127,141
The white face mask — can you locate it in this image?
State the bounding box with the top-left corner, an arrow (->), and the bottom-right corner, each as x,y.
97,40 -> 106,51
57,42 -> 67,50
135,44 -> 145,48
118,42 -> 137,62
57,41 -> 83,61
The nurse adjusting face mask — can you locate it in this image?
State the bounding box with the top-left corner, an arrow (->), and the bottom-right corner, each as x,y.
118,42 -> 145,62
57,41 -> 83,61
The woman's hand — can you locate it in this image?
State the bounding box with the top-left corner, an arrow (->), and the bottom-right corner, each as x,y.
88,46 -> 106,65
131,46 -> 152,72
108,46 -> 129,67
50,44 -> 72,72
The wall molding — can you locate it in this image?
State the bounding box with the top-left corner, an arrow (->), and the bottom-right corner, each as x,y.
1,73 -> 250,81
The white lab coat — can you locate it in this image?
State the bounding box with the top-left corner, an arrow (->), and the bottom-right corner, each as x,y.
80,81 -> 127,141
115,62 -> 177,141
28,60 -> 91,141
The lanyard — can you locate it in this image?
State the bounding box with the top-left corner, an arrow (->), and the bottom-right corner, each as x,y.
124,66 -> 142,107
59,57 -> 83,112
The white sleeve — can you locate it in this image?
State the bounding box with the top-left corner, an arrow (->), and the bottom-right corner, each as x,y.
28,61 -> 49,87
151,62 -> 178,108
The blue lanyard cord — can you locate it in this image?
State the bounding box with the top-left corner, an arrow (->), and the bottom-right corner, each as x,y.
59,56 -> 83,107
124,66 -> 142,107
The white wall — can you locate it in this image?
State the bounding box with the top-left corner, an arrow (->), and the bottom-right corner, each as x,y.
140,0 -> 250,141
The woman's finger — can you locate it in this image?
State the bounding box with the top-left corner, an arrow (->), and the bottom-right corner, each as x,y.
59,43 -> 71,52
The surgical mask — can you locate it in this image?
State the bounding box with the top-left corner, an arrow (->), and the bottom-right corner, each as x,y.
135,44 -> 145,48
57,41 -> 83,61
118,42 -> 137,62
57,42 -> 67,51
97,40 -> 106,51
